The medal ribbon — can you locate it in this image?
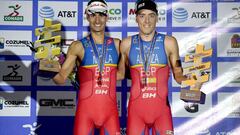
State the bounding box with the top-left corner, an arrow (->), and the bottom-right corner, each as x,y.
139,32 -> 157,74
89,34 -> 107,78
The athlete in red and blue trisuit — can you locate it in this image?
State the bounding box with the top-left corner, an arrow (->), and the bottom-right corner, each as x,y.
53,0 -> 122,134
128,33 -> 173,135
118,0 -> 187,134
73,35 -> 120,135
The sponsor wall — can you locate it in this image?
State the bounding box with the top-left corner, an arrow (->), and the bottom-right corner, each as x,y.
0,0 -> 240,135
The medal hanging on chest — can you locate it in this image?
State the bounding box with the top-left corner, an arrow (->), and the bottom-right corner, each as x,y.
97,74 -> 102,86
139,32 -> 157,86
89,35 -> 107,86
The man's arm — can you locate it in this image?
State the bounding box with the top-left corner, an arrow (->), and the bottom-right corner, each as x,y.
53,41 -> 83,85
113,38 -> 124,81
165,35 -> 187,84
117,36 -> 131,80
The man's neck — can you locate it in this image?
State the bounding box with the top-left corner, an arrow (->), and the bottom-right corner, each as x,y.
90,31 -> 105,44
139,31 -> 156,42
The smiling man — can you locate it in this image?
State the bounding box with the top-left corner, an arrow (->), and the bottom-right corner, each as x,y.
118,0 -> 187,134
53,0 -> 122,134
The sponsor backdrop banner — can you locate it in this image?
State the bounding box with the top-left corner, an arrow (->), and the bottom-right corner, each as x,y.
0,0 -> 240,135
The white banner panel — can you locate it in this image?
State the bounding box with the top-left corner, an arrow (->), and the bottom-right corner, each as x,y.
0,1 -> 33,25
0,91 -> 31,116
0,30 -> 32,56
38,1 -> 78,26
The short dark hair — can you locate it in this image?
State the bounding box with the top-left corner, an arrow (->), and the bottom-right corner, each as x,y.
135,0 -> 158,15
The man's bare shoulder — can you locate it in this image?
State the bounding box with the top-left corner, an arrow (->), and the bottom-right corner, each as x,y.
69,40 -> 83,49
120,36 -> 132,54
122,35 -> 132,41
113,37 -> 120,42
164,35 -> 177,45
68,40 -> 83,54
121,36 -> 132,46
70,40 -> 82,47
164,35 -> 179,56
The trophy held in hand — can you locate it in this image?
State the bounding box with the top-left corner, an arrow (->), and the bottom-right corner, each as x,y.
180,44 -> 212,104
33,19 -> 62,77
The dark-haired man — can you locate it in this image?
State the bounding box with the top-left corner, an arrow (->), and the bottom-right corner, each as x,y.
53,0 -> 121,134
118,0 -> 187,134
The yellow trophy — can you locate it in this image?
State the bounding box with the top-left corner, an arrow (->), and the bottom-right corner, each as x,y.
34,19 -> 61,73
180,44 -> 212,104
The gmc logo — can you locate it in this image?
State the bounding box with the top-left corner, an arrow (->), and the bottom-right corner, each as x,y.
39,99 -> 74,107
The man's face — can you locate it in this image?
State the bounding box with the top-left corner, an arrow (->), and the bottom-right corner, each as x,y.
87,12 -> 108,33
136,9 -> 158,35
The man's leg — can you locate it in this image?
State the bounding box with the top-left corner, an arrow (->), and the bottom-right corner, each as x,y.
74,110 -> 94,135
127,112 -> 146,135
153,110 -> 174,135
101,113 -> 120,135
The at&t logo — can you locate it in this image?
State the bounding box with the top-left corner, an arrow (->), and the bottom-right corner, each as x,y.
39,6 -> 54,20
173,8 -> 188,23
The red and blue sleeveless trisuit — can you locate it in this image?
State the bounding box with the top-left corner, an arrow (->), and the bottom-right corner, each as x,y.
127,33 -> 174,135
74,36 -> 120,135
